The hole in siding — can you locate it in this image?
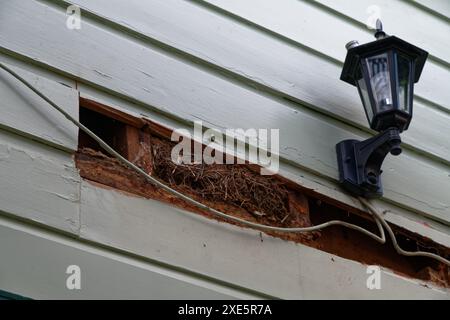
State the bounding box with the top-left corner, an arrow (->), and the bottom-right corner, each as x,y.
76,98 -> 450,288
79,107 -> 124,154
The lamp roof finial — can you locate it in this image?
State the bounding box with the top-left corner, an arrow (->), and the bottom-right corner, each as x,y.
374,19 -> 386,39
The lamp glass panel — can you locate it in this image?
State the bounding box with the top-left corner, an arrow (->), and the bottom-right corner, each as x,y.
357,75 -> 373,123
365,53 -> 393,114
397,54 -> 412,113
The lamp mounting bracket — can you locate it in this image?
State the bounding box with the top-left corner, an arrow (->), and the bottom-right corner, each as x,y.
336,128 -> 402,198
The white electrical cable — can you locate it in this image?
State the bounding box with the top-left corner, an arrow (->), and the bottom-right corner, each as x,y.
359,197 -> 450,266
1,62 -> 448,267
0,62 -> 385,242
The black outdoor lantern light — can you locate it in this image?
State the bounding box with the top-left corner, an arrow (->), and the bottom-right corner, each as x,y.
336,20 -> 428,198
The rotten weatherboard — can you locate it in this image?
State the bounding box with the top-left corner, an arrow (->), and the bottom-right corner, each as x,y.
76,98 -> 450,288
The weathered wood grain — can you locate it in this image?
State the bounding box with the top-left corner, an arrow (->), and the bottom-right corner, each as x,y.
61,0 -> 450,163
412,0 -> 450,20
0,128 -> 80,233
1,0 -> 448,222
0,63 -> 78,151
78,90 -> 450,247
314,0 -> 450,65
203,0 -> 450,110
0,216 -> 259,299
79,181 -> 450,299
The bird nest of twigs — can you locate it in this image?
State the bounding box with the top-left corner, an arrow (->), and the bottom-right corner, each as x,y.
151,138 -> 289,223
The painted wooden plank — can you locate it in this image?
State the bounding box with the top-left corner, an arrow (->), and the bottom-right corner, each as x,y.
0,63 -> 78,151
60,0 -> 450,163
79,181 -> 450,299
201,0 -> 450,111
412,0 -> 450,20
4,0 -> 450,170
0,216 -> 260,299
313,0 -> 450,65
0,51 -> 77,89
0,128 -> 80,234
78,88 -> 450,247
1,0 -> 449,223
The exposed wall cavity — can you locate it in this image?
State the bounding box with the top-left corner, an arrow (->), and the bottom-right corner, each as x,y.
76,98 -> 450,288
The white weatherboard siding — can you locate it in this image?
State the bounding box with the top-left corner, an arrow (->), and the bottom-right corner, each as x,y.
64,0 -> 450,162
0,0 -> 449,298
314,0 -> 450,65
0,215 -> 260,300
0,65 -> 79,152
1,183 -> 447,299
1,0 -> 449,224
202,0 -> 450,110
78,88 -> 450,247
0,63 -> 79,233
413,0 -> 450,20
78,181 -> 448,299
0,128 -> 80,234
